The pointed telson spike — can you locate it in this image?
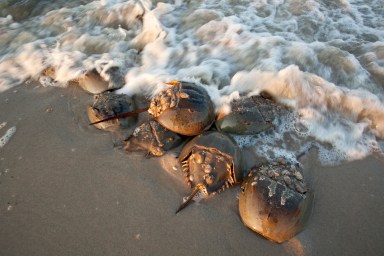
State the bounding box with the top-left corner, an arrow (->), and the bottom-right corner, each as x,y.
175,184 -> 204,214
89,107 -> 147,125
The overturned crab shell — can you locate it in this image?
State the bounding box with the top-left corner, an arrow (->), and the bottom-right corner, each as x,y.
125,120 -> 184,157
149,81 -> 215,136
215,94 -> 290,135
179,131 -> 242,194
239,162 -> 313,243
87,91 -> 137,131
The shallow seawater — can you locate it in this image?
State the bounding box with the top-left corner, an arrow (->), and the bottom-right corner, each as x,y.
0,0 -> 384,165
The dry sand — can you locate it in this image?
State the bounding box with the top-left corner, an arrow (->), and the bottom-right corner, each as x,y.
1,83 -> 384,256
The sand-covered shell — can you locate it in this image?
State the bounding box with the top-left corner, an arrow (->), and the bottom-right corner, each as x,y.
87,91 -> 136,131
148,81 -> 215,136
239,161 -> 313,243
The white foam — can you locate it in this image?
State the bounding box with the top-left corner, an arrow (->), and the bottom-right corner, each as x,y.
232,107 -> 382,166
0,125 -> 16,148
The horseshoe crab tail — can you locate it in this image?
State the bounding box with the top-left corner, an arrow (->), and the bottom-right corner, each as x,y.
89,107 -> 147,125
175,184 -> 205,214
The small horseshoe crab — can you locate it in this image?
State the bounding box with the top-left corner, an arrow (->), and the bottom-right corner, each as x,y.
176,131 -> 242,213
78,69 -> 111,94
40,67 -> 123,94
148,81 -> 215,136
125,120 -> 184,157
239,160 -> 313,243
216,93 -> 290,135
87,91 -> 138,131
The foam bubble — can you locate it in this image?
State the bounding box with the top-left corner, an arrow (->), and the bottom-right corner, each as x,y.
0,125 -> 16,148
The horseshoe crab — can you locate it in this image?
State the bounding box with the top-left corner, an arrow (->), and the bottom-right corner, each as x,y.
239,160 -> 313,243
215,94 -> 290,135
41,67 -> 122,94
148,81 -> 215,136
125,120 -> 184,157
87,91 -> 137,131
78,69 -> 111,94
176,131 -> 242,213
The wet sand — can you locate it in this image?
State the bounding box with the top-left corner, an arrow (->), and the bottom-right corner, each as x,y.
1,84 -> 384,256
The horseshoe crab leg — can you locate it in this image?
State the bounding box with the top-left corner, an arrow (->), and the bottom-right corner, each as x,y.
175,184 -> 205,214
89,107 -> 147,126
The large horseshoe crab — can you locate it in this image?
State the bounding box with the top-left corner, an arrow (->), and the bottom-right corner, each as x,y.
176,131 -> 242,213
239,160 -> 313,243
215,93 -> 290,135
148,81 -> 215,136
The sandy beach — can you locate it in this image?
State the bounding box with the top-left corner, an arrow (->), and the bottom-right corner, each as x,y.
1,83 -> 384,256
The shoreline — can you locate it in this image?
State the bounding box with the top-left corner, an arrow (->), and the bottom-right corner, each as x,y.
1,83 -> 384,256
